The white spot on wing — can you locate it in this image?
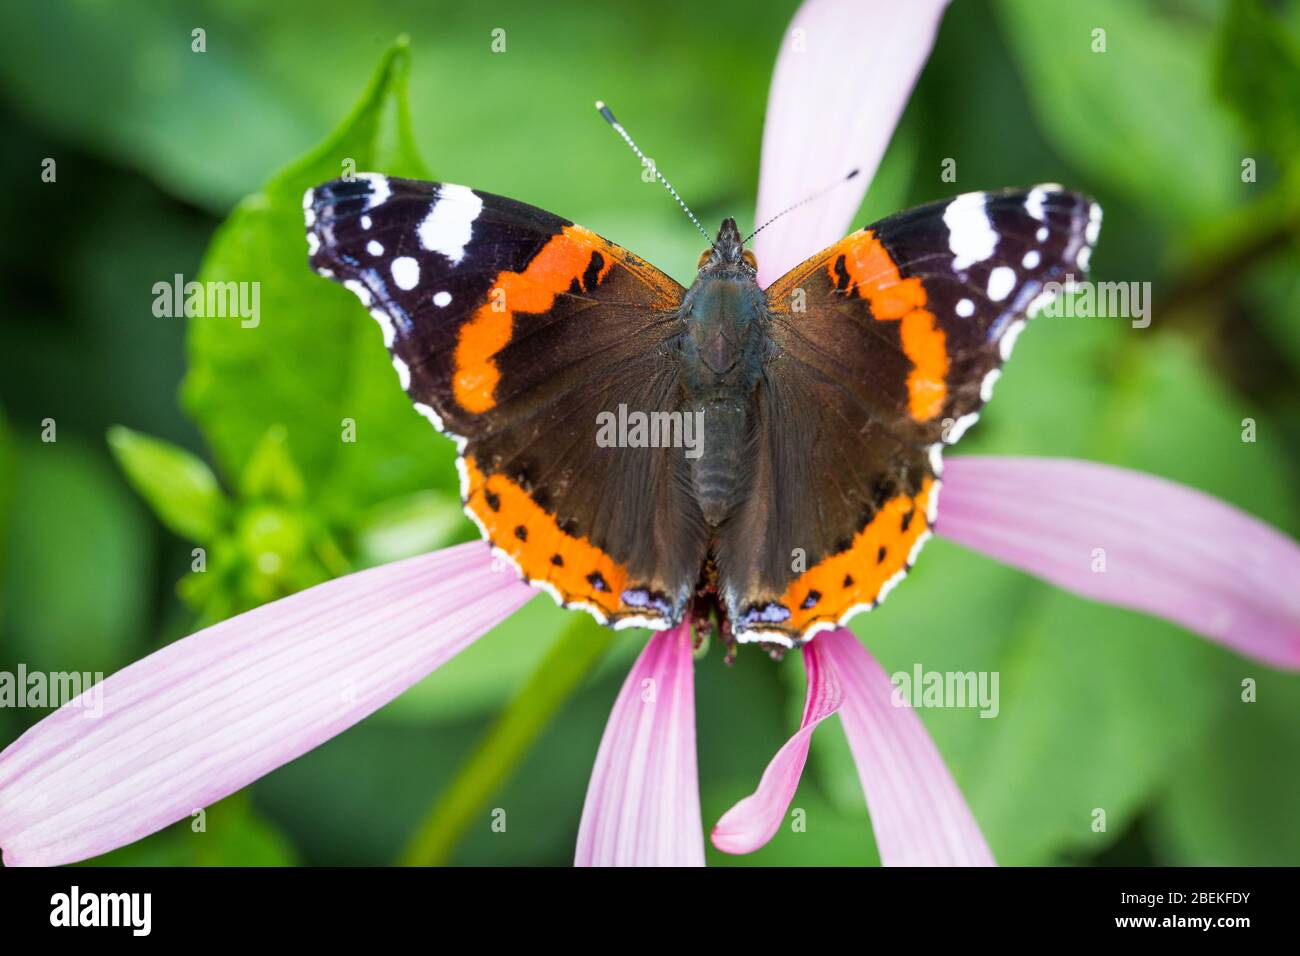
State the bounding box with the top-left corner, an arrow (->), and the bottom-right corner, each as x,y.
1022,250 -> 1041,269
360,215 -> 372,230
979,368 -> 1001,403
393,357 -> 411,390
366,240 -> 384,256
1025,185 -> 1051,222
944,192 -> 998,271
343,279 -> 372,307
873,570 -> 908,608
1086,202 -> 1103,245
987,266 -> 1016,302
391,256 -> 420,290
306,232 -> 320,256
433,290 -> 452,307
1027,288 -> 1058,318
999,319 -> 1026,360
955,297 -> 975,318
946,412 -> 980,444
369,308 -> 396,347
906,528 -> 933,566
416,401 -> 446,432
356,172 -> 391,208
928,442 -> 945,476
733,628 -> 796,648
419,184 -> 483,264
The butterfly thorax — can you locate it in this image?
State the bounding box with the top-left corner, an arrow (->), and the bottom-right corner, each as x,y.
677,218 -> 768,526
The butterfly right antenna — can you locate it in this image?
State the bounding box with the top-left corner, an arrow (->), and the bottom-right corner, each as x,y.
742,169 -> 861,245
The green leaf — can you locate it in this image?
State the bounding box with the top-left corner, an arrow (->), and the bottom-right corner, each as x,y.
183,39 -> 455,524
4,440 -> 152,676
90,793 -> 298,867
107,425 -> 228,542
1216,0 -> 1300,167
353,490 -> 467,569
0,2 -> 324,212
1154,675 -> 1300,865
0,406 -> 15,587
239,425 -> 306,504
997,0 -> 1245,230
399,614 -> 614,865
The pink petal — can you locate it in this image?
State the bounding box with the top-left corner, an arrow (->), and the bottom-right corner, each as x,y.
0,542 -> 534,867
711,640 -> 843,854
753,0 -> 951,286
937,456 -> 1300,670
819,628 -> 995,866
575,623 -> 704,866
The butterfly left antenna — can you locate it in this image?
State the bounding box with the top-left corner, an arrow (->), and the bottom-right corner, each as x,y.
595,100 -> 714,246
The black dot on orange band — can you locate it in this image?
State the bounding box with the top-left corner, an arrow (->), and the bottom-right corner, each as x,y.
582,250 -> 605,292
514,525 -> 528,541
587,571 -> 609,592
801,590 -> 821,609
550,554 -> 564,567
833,254 -> 851,292
485,490 -> 501,512
843,574 -> 855,588
901,510 -> 913,532
876,546 -> 887,564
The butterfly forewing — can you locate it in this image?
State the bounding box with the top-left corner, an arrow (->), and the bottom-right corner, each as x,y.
722,186 -> 1100,644
306,174 -> 706,630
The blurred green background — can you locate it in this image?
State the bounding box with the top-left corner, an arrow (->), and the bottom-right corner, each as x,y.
1,0 -> 1298,866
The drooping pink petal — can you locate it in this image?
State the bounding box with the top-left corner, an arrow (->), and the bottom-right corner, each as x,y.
0,542 -> 534,867
575,623 -> 703,866
753,0 -> 951,286
712,640 -> 843,854
819,628 -> 995,866
937,456 -> 1300,670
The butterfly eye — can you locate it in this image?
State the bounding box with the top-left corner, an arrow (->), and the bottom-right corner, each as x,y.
697,249 -> 713,269
741,249 -> 758,270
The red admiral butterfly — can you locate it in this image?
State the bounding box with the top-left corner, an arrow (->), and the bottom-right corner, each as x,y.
304,107 -> 1100,648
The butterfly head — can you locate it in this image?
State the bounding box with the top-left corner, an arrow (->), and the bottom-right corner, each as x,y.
697,218 -> 758,275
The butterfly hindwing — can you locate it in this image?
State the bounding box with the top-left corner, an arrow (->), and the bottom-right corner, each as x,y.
306,174 -> 707,629
722,186 -> 1100,643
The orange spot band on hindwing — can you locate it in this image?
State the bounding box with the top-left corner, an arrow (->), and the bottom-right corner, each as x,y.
781,477 -> 935,633
453,225 -> 613,414
825,230 -> 949,421
462,456 -> 629,619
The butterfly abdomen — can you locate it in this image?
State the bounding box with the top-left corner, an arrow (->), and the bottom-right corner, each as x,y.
678,273 -> 767,526
688,397 -> 749,526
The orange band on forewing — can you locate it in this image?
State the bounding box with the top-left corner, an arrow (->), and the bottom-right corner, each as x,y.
825,230 -> 949,421
781,477 -> 935,633
899,310 -> 948,421
453,225 -> 613,414
463,456 -> 629,618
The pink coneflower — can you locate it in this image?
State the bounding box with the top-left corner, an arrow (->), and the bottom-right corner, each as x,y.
2,0 -> 1298,868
